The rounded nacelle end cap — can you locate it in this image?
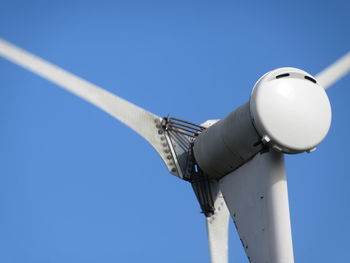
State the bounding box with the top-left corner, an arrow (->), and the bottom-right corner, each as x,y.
250,67 -> 332,154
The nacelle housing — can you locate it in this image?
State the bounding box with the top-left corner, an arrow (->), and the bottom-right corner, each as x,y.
193,68 -> 332,179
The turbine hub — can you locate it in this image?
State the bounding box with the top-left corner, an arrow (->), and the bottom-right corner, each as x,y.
250,68 -> 332,153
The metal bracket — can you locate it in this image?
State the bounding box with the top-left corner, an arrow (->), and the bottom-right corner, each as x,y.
190,162 -> 215,217
162,116 -> 206,180
161,116 -> 214,216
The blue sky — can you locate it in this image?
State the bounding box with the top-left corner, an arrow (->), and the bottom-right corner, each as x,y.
0,0 -> 349,262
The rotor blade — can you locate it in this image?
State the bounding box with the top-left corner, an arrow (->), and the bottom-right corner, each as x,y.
206,181 -> 230,263
0,39 -> 177,175
316,51 -> 350,89
219,150 -> 294,263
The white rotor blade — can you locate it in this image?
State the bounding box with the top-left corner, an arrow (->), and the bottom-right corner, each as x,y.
219,150 -> 294,263
0,39 -> 176,175
206,181 -> 230,263
316,51 -> 350,89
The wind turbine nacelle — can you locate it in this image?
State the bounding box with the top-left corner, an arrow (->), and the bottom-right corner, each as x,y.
193,68 -> 332,179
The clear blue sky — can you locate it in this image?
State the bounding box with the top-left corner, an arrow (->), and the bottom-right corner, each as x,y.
0,1 -> 349,262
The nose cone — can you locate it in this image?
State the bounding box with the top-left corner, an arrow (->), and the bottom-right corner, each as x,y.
250,68 -> 332,153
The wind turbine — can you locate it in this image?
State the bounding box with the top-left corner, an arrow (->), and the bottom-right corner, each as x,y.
1,38 -> 349,263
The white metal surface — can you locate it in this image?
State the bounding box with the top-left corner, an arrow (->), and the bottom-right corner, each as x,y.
250,68 -> 331,153
0,39 -> 177,175
316,52 -> 350,89
194,104 -> 263,179
219,150 -> 294,263
199,120 -> 230,263
206,181 -> 230,263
